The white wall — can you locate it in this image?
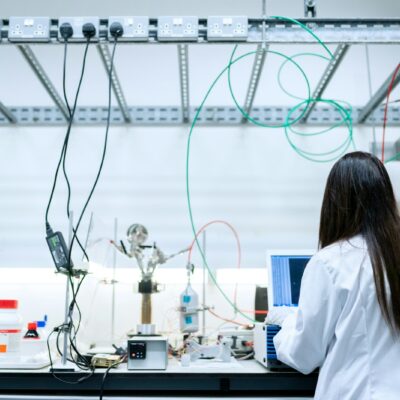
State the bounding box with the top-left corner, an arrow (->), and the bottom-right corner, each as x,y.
0,266 -> 265,346
0,0 -> 400,340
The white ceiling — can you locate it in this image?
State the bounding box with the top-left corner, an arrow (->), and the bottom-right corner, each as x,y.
1,0 -> 400,18
0,0 -> 399,107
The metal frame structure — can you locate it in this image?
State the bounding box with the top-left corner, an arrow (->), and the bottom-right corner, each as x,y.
177,44 -> 190,123
97,43 -> 131,123
0,101 -> 17,123
0,105 -> 398,126
18,44 -> 69,120
0,18 -> 400,44
302,43 -> 349,122
242,45 -> 268,123
0,17 -> 399,126
358,64 -> 400,123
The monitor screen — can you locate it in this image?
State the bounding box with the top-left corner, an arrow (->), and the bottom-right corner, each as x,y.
270,255 -> 311,307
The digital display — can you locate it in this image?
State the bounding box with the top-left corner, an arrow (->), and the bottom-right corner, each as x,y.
129,342 -> 146,360
271,255 -> 311,307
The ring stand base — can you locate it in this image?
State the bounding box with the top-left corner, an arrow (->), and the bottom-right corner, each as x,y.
50,360 -> 77,373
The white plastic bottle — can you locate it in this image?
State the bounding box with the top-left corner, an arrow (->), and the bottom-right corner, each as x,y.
0,300 -> 23,361
179,284 -> 199,333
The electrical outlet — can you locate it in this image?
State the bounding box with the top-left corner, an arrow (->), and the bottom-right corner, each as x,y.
58,17 -> 100,41
108,16 -> 149,41
8,17 -> 50,42
207,16 -> 248,41
157,16 -> 198,41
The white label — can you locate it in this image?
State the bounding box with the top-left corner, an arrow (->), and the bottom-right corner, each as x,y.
0,332 -> 20,354
0,333 -> 9,353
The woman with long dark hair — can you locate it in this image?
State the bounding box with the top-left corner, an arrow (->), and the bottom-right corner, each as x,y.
272,151 -> 400,399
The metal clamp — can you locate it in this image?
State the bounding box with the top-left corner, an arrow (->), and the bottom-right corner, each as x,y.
304,0 -> 317,18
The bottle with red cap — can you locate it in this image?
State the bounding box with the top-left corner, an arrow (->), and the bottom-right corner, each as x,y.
0,300 -> 23,360
24,322 -> 40,339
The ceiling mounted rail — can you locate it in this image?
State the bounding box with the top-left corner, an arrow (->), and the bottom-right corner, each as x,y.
0,101 -> 17,123
0,18 -> 399,44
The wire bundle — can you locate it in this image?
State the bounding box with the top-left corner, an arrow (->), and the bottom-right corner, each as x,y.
185,16 -> 356,322
45,30 -> 119,385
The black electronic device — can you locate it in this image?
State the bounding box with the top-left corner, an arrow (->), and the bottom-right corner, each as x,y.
46,227 -> 73,272
129,341 -> 147,360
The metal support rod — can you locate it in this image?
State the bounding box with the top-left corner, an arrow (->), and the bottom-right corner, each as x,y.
18,44 -> 69,120
111,217 -> 118,342
358,64 -> 400,123
62,278 -> 71,366
97,43 -> 131,123
365,44 -> 377,154
242,45 -> 268,123
177,44 -> 190,123
62,211 -> 74,366
302,43 -> 349,122
0,102 -> 17,123
201,231 -> 207,338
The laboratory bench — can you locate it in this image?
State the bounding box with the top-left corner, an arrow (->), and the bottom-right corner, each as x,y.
0,360 -> 317,398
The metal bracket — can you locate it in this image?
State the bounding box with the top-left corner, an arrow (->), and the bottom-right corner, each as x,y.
97,43 -> 131,123
0,101 -> 17,123
178,44 -> 190,123
358,64 -> 400,123
304,0 -> 317,18
302,44 -> 349,122
242,45 -> 268,123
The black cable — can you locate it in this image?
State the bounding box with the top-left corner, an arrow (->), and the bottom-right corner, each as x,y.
61,41 -> 89,259
62,40 -> 90,261
47,325 -> 94,385
46,33 -> 121,386
47,274 -> 94,382
99,356 -> 126,400
68,273 -> 85,342
47,29 -> 122,386
99,364 -> 113,400
55,323 -> 81,366
62,41 -> 73,118
67,274 -> 92,370
67,39 -> 119,267
45,40 -> 87,224
45,39 -> 91,261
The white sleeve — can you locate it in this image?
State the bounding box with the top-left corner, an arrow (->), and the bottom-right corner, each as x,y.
273,255 -> 341,374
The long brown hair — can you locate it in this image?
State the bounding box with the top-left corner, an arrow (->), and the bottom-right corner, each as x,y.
319,151 -> 400,334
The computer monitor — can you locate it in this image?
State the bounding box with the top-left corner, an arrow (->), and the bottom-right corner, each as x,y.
267,250 -> 314,308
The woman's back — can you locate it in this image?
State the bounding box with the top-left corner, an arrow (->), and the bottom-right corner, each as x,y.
275,235 -> 400,399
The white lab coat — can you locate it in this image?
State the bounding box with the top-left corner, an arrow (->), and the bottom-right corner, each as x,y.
274,235 -> 400,400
